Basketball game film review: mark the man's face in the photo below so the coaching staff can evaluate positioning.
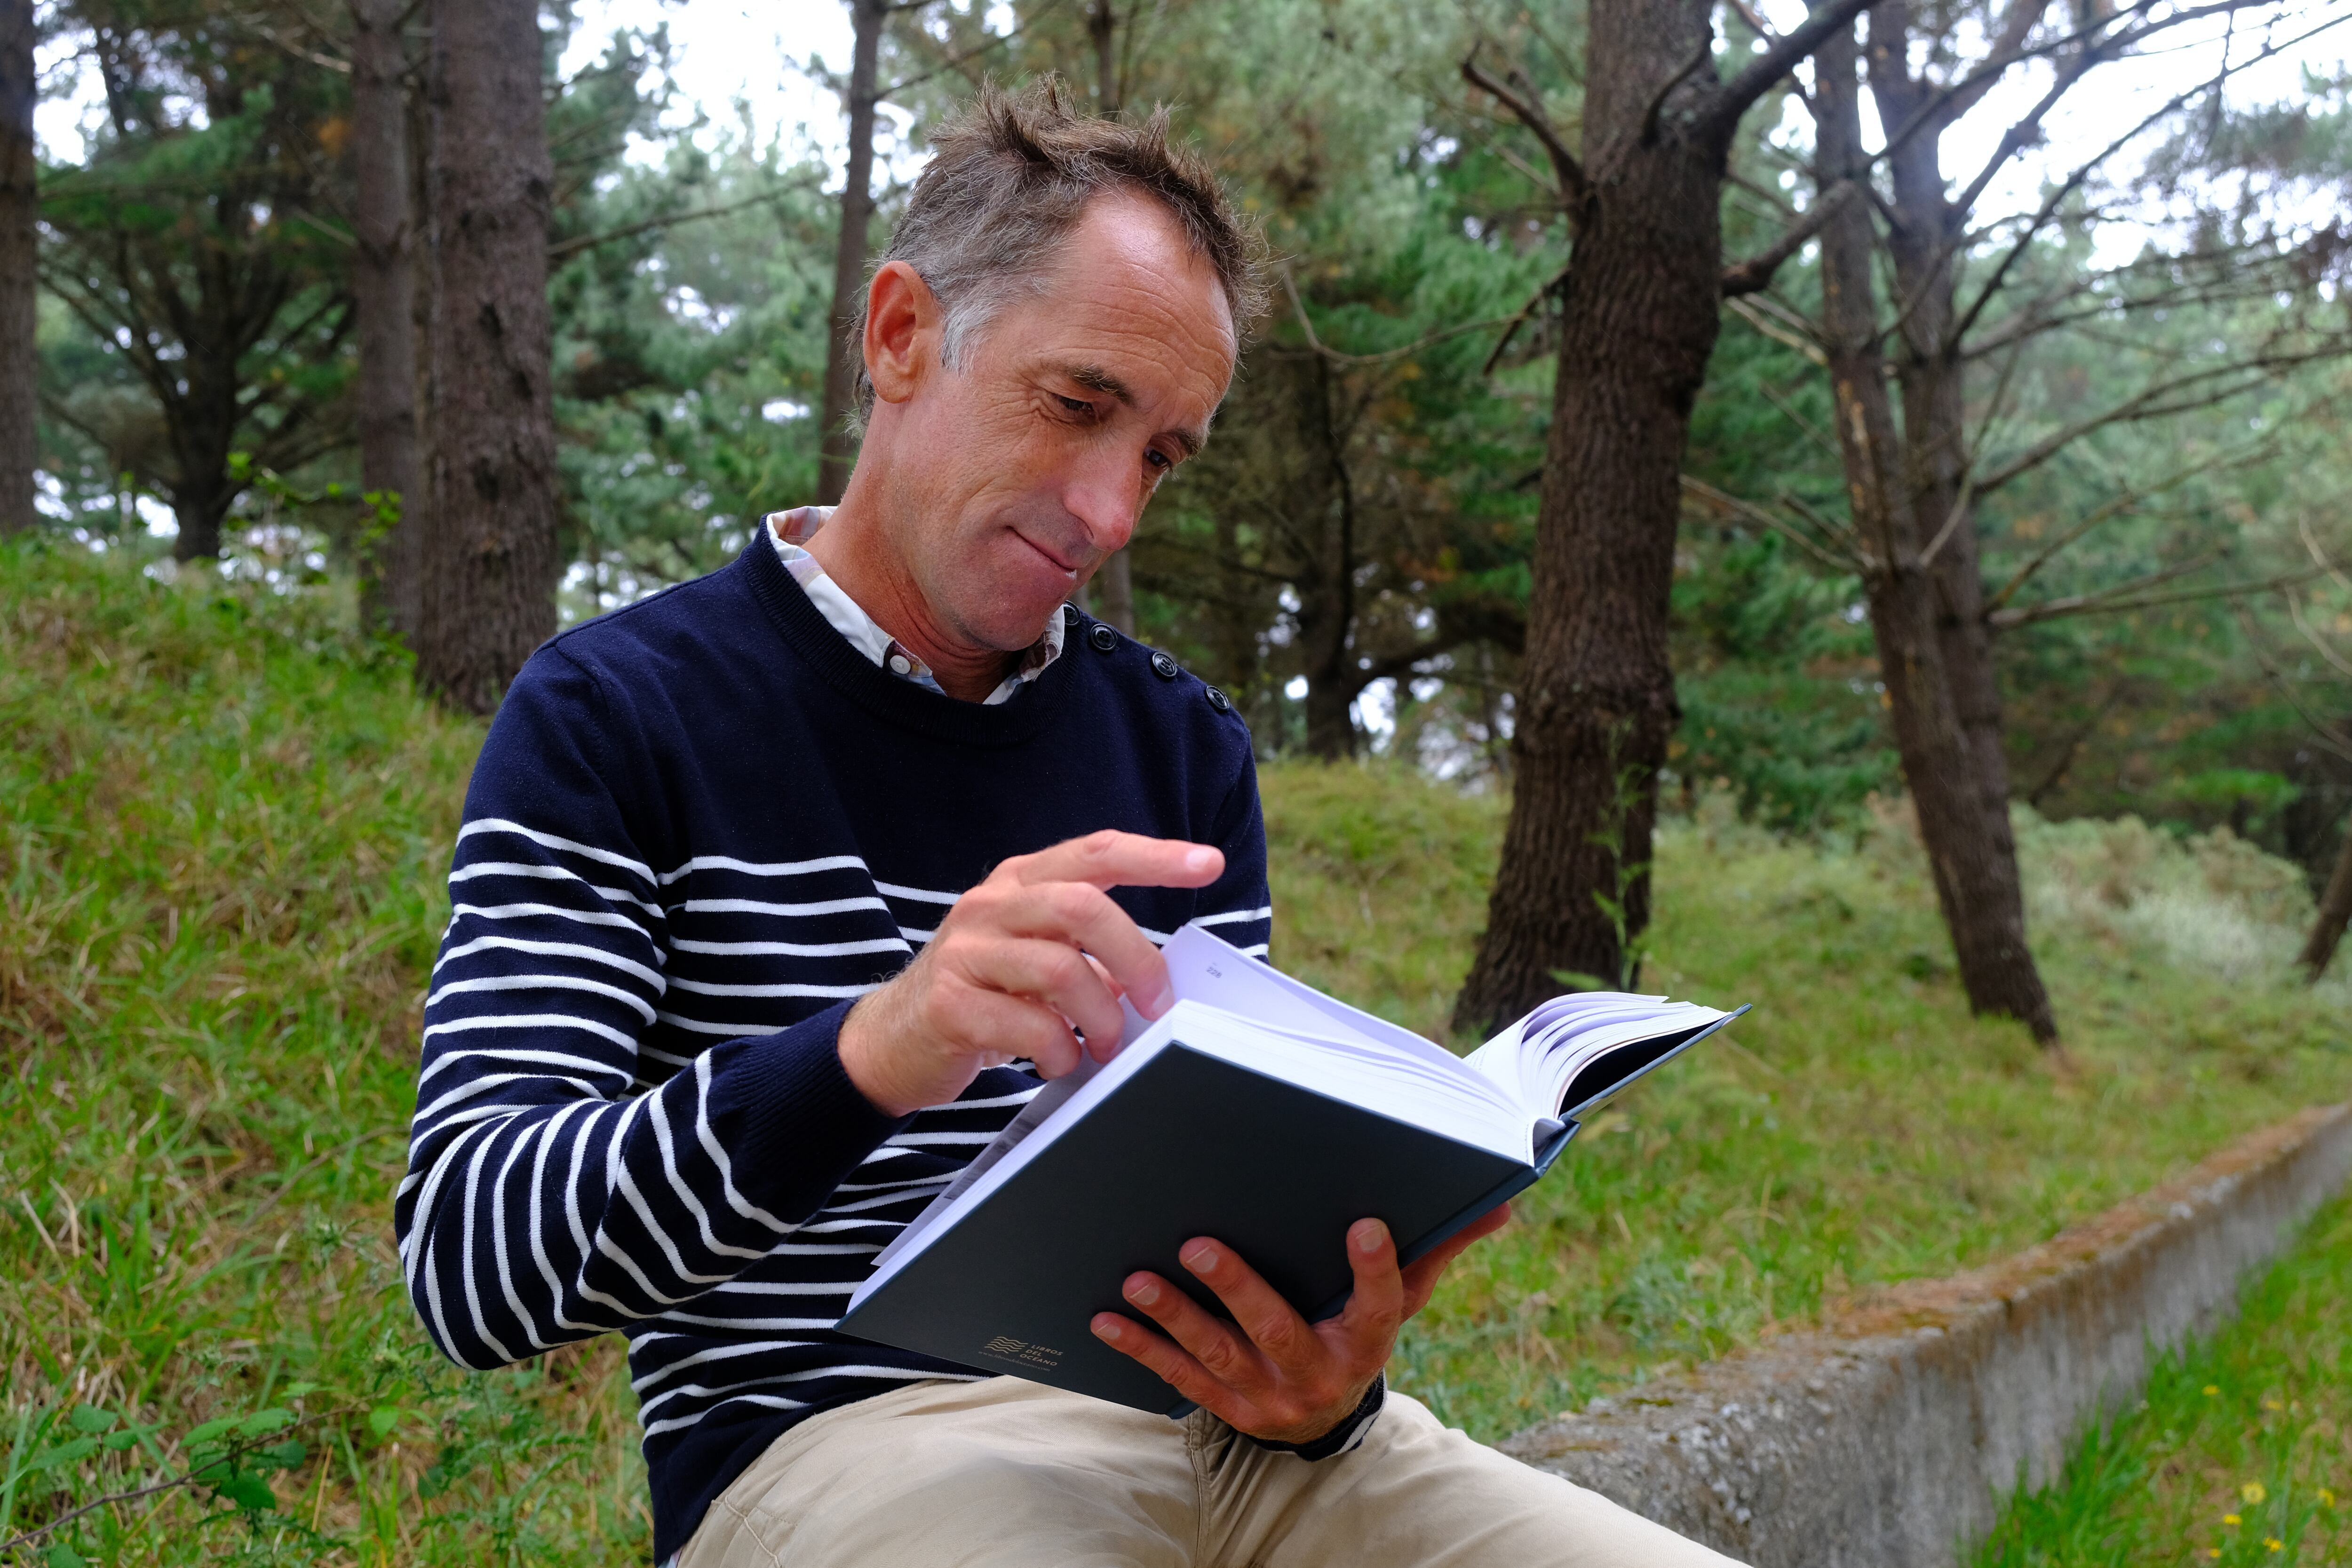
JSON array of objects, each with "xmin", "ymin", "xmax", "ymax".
[{"xmin": 876, "ymin": 193, "xmax": 1236, "ymax": 653}]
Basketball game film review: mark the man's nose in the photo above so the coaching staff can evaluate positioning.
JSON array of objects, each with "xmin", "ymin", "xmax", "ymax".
[{"xmin": 1062, "ymin": 446, "xmax": 1145, "ymax": 559}]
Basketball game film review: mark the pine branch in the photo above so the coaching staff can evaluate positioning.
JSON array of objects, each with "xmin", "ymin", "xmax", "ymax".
[{"xmin": 1460, "ymin": 56, "xmax": 1588, "ymax": 208}]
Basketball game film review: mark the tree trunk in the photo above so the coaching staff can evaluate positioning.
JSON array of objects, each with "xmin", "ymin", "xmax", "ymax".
[
  {"xmin": 350, "ymin": 0, "xmax": 423, "ymax": 641},
  {"xmin": 0, "ymin": 0, "xmax": 34, "ymax": 538},
  {"xmin": 818, "ymin": 0, "xmax": 884, "ymax": 508},
  {"xmin": 1084, "ymin": 0, "xmax": 1138, "ymax": 633},
  {"xmin": 416, "ymin": 0, "xmax": 560, "ymax": 714},
  {"xmin": 1452, "ymin": 0, "xmax": 1725, "ymax": 1032},
  {"xmin": 1823, "ymin": 10, "xmax": 2058, "ymax": 1043},
  {"xmin": 2302, "ymin": 807, "xmax": 2352, "ymax": 981},
  {"xmin": 1297, "ymin": 352, "xmax": 1359, "ymax": 759}
]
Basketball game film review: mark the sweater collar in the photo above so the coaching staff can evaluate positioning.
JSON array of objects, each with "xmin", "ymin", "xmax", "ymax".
[{"xmin": 735, "ymin": 531, "xmax": 1077, "ymax": 748}]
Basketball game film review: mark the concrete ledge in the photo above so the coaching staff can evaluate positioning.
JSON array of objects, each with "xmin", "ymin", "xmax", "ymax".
[{"xmin": 1498, "ymin": 1103, "xmax": 2352, "ymax": 1568}]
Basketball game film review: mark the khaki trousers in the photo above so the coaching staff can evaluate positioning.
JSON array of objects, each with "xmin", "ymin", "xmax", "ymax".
[{"xmin": 678, "ymin": 1377, "xmax": 1745, "ymax": 1568}]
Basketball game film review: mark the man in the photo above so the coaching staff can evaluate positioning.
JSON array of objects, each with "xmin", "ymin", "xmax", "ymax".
[{"xmin": 397, "ymin": 81, "xmax": 1740, "ymax": 1568}]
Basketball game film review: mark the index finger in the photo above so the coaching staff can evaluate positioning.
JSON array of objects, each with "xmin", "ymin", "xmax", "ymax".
[{"xmin": 1011, "ymin": 830, "xmax": 1224, "ymax": 893}]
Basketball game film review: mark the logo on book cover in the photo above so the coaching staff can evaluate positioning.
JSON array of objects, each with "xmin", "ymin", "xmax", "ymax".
[{"xmin": 978, "ymin": 1335, "xmax": 1063, "ymax": 1369}]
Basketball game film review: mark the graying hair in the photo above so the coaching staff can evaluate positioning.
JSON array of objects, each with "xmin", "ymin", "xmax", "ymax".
[{"xmin": 849, "ymin": 77, "xmax": 1269, "ymax": 424}]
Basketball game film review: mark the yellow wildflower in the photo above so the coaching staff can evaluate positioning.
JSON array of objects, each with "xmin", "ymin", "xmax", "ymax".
[
  {"xmin": 2265, "ymin": 1539, "xmax": 2282, "ymax": 1552},
  {"xmin": 2205, "ymin": 1385, "xmax": 2222, "ymax": 1396},
  {"xmin": 2225, "ymin": 1514, "xmax": 2243, "ymax": 1526},
  {"xmin": 2265, "ymin": 1399, "xmax": 2285, "ymax": 1412},
  {"xmin": 2320, "ymin": 1488, "xmax": 2336, "ymax": 1509},
  {"xmin": 2243, "ymin": 1482, "xmax": 2268, "ymax": 1505}
]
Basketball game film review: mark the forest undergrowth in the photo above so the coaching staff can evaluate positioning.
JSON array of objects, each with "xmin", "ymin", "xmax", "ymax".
[{"xmin": 3, "ymin": 541, "xmax": 2348, "ymax": 1565}]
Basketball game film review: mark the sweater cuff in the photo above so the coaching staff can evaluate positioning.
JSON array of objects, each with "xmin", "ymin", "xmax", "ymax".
[
  {"xmin": 699, "ymin": 1000, "xmax": 912, "ymax": 1223},
  {"xmin": 1251, "ymin": 1375, "xmax": 1385, "ymax": 1461}
]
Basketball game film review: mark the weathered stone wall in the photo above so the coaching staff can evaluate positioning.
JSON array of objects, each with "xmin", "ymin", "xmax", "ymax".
[{"xmin": 1499, "ymin": 1103, "xmax": 2352, "ymax": 1568}]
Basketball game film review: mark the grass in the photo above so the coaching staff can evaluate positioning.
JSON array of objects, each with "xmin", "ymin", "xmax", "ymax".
[
  {"xmin": 1264, "ymin": 758, "xmax": 2352, "ymax": 1439},
  {"xmin": 0, "ymin": 538, "xmax": 2346, "ymax": 1563},
  {"xmin": 1973, "ymin": 1188, "xmax": 2352, "ymax": 1567}
]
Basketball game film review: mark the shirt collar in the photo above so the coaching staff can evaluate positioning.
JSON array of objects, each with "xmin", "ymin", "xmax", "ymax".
[{"xmin": 763, "ymin": 507, "xmax": 1064, "ymax": 707}]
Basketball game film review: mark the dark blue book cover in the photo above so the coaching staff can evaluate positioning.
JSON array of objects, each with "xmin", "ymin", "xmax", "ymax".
[{"xmin": 838, "ymin": 1040, "xmax": 1578, "ymax": 1414}]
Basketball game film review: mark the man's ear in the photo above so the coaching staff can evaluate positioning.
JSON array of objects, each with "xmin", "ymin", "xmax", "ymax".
[{"xmin": 864, "ymin": 260, "xmax": 939, "ymax": 407}]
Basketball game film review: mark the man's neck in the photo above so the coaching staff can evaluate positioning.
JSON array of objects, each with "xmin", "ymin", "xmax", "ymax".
[{"xmin": 801, "ymin": 488, "xmax": 1017, "ymax": 704}]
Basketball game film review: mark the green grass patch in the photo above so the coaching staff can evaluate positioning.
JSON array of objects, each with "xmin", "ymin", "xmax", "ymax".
[
  {"xmin": 1974, "ymin": 1190, "xmax": 2352, "ymax": 1567},
  {"xmin": 1, "ymin": 540, "xmax": 2345, "ymax": 1562},
  {"xmin": 1265, "ymin": 765, "xmax": 2351, "ymax": 1439}
]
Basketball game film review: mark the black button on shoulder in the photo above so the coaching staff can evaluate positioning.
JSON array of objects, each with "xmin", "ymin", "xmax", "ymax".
[
  {"xmin": 1150, "ymin": 651, "xmax": 1179, "ymax": 680},
  {"xmin": 1204, "ymin": 685, "xmax": 1232, "ymax": 714},
  {"xmin": 1087, "ymin": 623, "xmax": 1118, "ymax": 653},
  {"xmin": 1061, "ymin": 602, "xmax": 1082, "ymax": 628}
]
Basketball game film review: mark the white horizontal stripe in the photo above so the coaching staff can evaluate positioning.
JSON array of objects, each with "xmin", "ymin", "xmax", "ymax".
[
  {"xmin": 644, "ymin": 1391, "xmax": 817, "ymax": 1436},
  {"xmin": 898, "ymin": 926, "xmax": 937, "ymax": 944},
  {"xmin": 828, "ymin": 1173, "xmax": 955, "ymax": 1194},
  {"xmin": 458, "ymin": 818, "xmax": 654, "ymax": 886},
  {"xmin": 673, "ymin": 936, "xmax": 911, "ymax": 958},
  {"xmin": 881, "ymin": 1130, "xmax": 1001, "ymax": 1147},
  {"xmin": 452, "ymin": 901, "xmax": 655, "ymax": 939},
  {"xmin": 681, "ymin": 896, "xmax": 890, "ymax": 919},
  {"xmin": 656, "ymin": 1313, "xmax": 842, "ymax": 1331},
  {"xmin": 450, "ymin": 861, "xmax": 667, "ymax": 923},
  {"xmin": 925, "ymin": 1088, "xmax": 1045, "ymax": 1113},
  {"xmin": 816, "ymin": 1187, "xmax": 939, "ymax": 1216},
  {"xmin": 432, "ymin": 932, "xmax": 666, "ymax": 985},
  {"xmin": 1239, "ymin": 943, "xmax": 1270, "ymax": 957},
  {"xmin": 709, "ymin": 1279, "xmax": 857, "ymax": 1295},
  {"xmin": 421, "ymin": 1012, "xmax": 639, "ymax": 1051},
  {"xmin": 427, "ymin": 971, "xmax": 658, "ymax": 1023},
  {"xmin": 633, "ymin": 1341, "xmax": 818, "ymax": 1394},
  {"xmin": 417, "ymin": 1043, "xmax": 630, "ymax": 1087},
  {"xmin": 656, "ymin": 995, "xmax": 878, "ymax": 1035},
  {"xmin": 872, "ymin": 881, "xmax": 962, "ymax": 906},
  {"xmin": 766, "ymin": 1241, "xmax": 884, "ymax": 1255},
  {"xmin": 641, "ymin": 1375, "xmax": 816, "ymax": 1420},
  {"xmin": 667, "ymin": 976, "xmax": 889, "ymax": 1000},
  {"xmin": 1193, "ymin": 905, "xmax": 1275, "ymax": 928},
  {"xmin": 657, "ymin": 852, "xmax": 870, "ymax": 887}
]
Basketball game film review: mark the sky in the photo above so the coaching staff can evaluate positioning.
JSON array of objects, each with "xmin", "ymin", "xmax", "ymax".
[{"xmin": 32, "ymin": 0, "xmax": 2348, "ymax": 234}]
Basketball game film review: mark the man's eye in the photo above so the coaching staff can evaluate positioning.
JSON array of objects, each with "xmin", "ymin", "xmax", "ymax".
[
  {"xmin": 1144, "ymin": 449, "xmax": 1172, "ymax": 471},
  {"xmin": 1057, "ymin": 395, "xmax": 1094, "ymax": 415}
]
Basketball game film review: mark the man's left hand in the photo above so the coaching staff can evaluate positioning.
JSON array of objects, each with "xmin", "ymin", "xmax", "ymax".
[{"xmin": 1089, "ymin": 1203, "xmax": 1513, "ymax": 1444}]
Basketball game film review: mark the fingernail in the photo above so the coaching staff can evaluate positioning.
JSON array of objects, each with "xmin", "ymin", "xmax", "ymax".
[
  {"xmin": 1181, "ymin": 1242, "xmax": 1218, "ymax": 1273},
  {"xmin": 1354, "ymin": 1220, "xmax": 1387, "ymax": 1254},
  {"xmin": 1094, "ymin": 1318, "xmax": 1123, "ymax": 1343},
  {"xmin": 1126, "ymin": 1278, "xmax": 1160, "ymax": 1307},
  {"xmin": 1184, "ymin": 847, "xmax": 1218, "ymax": 876},
  {"xmin": 1142, "ymin": 981, "xmax": 1175, "ymax": 1018}
]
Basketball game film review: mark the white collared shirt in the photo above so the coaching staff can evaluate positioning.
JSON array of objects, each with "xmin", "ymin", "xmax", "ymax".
[{"xmin": 763, "ymin": 507, "xmax": 1064, "ymax": 706}]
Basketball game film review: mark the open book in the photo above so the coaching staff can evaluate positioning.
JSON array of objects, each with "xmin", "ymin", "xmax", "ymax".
[{"xmin": 838, "ymin": 924, "xmax": 1747, "ymax": 1413}]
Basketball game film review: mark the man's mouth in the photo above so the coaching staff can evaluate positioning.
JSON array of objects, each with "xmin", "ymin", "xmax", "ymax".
[{"xmin": 1010, "ymin": 531, "xmax": 1083, "ymax": 579}]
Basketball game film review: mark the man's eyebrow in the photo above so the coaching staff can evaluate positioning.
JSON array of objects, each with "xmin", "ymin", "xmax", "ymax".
[
  {"xmin": 1066, "ymin": 363, "xmax": 1134, "ymax": 403},
  {"xmin": 1064, "ymin": 363, "xmax": 1209, "ymax": 459}
]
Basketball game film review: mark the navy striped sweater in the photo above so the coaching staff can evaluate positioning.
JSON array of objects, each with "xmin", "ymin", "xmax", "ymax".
[{"xmin": 394, "ymin": 537, "xmax": 1272, "ymax": 1559}]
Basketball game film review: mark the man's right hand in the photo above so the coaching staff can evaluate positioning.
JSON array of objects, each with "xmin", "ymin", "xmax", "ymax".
[{"xmin": 837, "ymin": 830, "xmax": 1226, "ymax": 1117}]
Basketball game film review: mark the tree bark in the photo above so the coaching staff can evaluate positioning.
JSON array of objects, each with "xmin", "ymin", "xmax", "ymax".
[
  {"xmin": 1296, "ymin": 352, "xmax": 1359, "ymax": 759},
  {"xmin": 1817, "ymin": 9, "xmax": 2058, "ymax": 1043},
  {"xmin": 817, "ymin": 0, "xmax": 885, "ymax": 508},
  {"xmin": 1453, "ymin": 0, "xmax": 1735, "ymax": 1032},
  {"xmin": 1084, "ymin": 0, "xmax": 1138, "ymax": 633},
  {"xmin": 416, "ymin": 0, "xmax": 561, "ymax": 713},
  {"xmin": 350, "ymin": 0, "xmax": 422, "ymax": 640},
  {"xmin": 0, "ymin": 0, "xmax": 34, "ymax": 538},
  {"xmin": 2302, "ymin": 807, "xmax": 2352, "ymax": 981}
]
